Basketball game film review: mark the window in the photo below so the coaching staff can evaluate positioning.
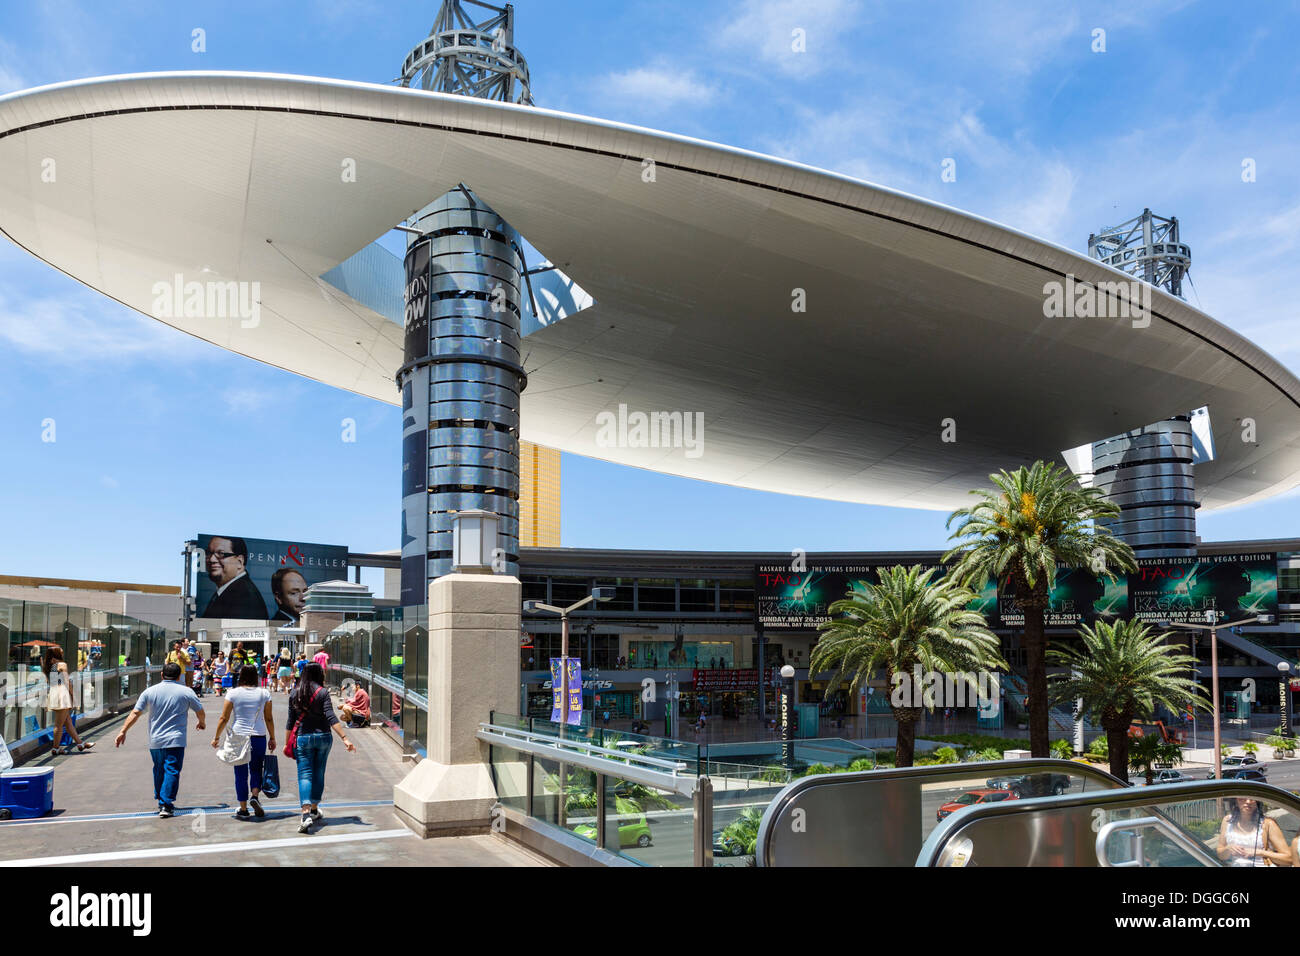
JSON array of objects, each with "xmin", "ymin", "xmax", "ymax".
[
  {"xmin": 679, "ymin": 579, "xmax": 716, "ymax": 613},
  {"xmin": 636, "ymin": 578, "xmax": 675, "ymax": 612},
  {"xmin": 720, "ymin": 580, "xmax": 754, "ymax": 613}
]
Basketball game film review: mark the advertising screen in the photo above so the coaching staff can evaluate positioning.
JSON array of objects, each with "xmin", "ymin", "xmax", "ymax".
[
  {"xmin": 1126, "ymin": 552, "xmax": 1278, "ymax": 624},
  {"xmin": 195, "ymin": 534, "xmax": 349, "ymax": 625},
  {"xmin": 755, "ymin": 554, "xmax": 1277, "ymax": 631}
]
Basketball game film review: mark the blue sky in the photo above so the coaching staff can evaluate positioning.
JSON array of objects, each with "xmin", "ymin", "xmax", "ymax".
[{"xmin": 2, "ymin": 0, "xmax": 1299, "ymax": 589}]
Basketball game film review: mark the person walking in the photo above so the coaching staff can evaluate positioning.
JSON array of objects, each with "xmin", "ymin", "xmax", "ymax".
[
  {"xmin": 114, "ymin": 662, "xmax": 206, "ymax": 817},
  {"xmin": 43, "ymin": 647, "xmax": 91, "ymax": 754},
  {"xmin": 286, "ymin": 662, "xmax": 355, "ymax": 833},
  {"xmin": 210, "ymin": 665, "xmax": 276, "ymax": 819},
  {"xmin": 166, "ymin": 640, "xmax": 192, "ymax": 693},
  {"xmin": 276, "ymin": 648, "xmax": 294, "ymax": 693}
]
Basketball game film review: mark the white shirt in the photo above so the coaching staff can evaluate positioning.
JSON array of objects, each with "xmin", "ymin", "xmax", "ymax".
[{"xmin": 225, "ymin": 686, "xmax": 271, "ymax": 736}]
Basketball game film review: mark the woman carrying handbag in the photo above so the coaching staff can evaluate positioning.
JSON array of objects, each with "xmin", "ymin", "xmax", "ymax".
[
  {"xmin": 210, "ymin": 665, "xmax": 276, "ymax": 819},
  {"xmin": 285, "ymin": 662, "xmax": 354, "ymax": 833}
]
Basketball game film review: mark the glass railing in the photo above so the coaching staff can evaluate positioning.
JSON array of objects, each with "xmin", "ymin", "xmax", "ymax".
[
  {"xmin": 2, "ymin": 597, "xmax": 181, "ymax": 756},
  {"xmin": 756, "ymin": 758, "xmax": 1128, "ymax": 866}
]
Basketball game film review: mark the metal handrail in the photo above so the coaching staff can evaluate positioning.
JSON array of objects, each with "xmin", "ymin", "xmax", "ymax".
[
  {"xmin": 1096, "ymin": 816, "xmax": 1219, "ymax": 867},
  {"xmin": 757, "ymin": 758, "xmax": 1127, "ymax": 867},
  {"xmin": 477, "ymin": 722, "xmax": 696, "ymax": 796},
  {"xmin": 917, "ymin": 778, "xmax": 1300, "ymax": 867}
]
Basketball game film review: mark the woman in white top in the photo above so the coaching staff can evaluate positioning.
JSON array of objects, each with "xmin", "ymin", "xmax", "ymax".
[
  {"xmin": 1218, "ymin": 796, "xmax": 1289, "ymax": 866},
  {"xmin": 210, "ymin": 665, "xmax": 276, "ymax": 819}
]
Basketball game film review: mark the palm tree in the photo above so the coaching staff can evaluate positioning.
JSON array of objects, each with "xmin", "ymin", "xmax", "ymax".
[
  {"xmin": 810, "ymin": 565, "xmax": 1007, "ymax": 767},
  {"xmin": 1127, "ymin": 732, "xmax": 1184, "ymax": 786},
  {"xmin": 1048, "ymin": 619, "xmax": 1207, "ymax": 782},
  {"xmin": 945, "ymin": 460, "xmax": 1136, "ymax": 757}
]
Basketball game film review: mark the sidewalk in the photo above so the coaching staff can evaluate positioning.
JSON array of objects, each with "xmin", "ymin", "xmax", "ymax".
[{"xmin": 0, "ymin": 689, "xmax": 547, "ymax": 867}]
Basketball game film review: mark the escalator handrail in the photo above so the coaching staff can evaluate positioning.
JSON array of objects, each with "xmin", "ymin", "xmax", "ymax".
[
  {"xmin": 756, "ymin": 757, "xmax": 1127, "ymax": 867},
  {"xmin": 1096, "ymin": 816, "xmax": 1220, "ymax": 867},
  {"xmin": 916, "ymin": 778, "xmax": 1300, "ymax": 867}
]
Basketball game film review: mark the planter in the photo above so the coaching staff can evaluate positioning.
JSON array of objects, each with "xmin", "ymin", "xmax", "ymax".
[
  {"xmin": 1275, "ymin": 749, "xmax": 1286, "ymax": 760},
  {"xmin": 1288, "ymin": 749, "xmax": 1296, "ymax": 759}
]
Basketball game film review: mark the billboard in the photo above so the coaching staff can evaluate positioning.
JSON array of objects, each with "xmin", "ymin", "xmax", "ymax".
[
  {"xmin": 755, "ymin": 553, "xmax": 1277, "ymax": 631},
  {"xmin": 195, "ymin": 534, "xmax": 349, "ymax": 625},
  {"xmin": 996, "ymin": 563, "xmax": 1127, "ymax": 629},
  {"xmin": 1126, "ymin": 552, "xmax": 1278, "ymax": 624}
]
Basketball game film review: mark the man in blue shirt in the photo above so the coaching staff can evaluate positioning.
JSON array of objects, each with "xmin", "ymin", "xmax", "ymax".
[{"xmin": 115, "ymin": 662, "xmax": 206, "ymax": 817}]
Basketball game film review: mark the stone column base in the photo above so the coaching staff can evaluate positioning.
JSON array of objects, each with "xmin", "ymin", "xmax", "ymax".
[{"xmin": 393, "ymin": 759, "xmax": 498, "ymax": 838}]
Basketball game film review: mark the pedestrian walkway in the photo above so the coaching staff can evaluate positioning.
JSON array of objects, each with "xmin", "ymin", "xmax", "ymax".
[{"xmin": 0, "ymin": 690, "xmax": 547, "ymax": 867}]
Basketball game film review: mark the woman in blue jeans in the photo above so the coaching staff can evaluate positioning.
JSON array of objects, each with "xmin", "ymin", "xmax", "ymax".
[
  {"xmin": 287, "ymin": 663, "xmax": 355, "ymax": 833},
  {"xmin": 210, "ymin": 665, "xmax": 276, "ymax": 818}
]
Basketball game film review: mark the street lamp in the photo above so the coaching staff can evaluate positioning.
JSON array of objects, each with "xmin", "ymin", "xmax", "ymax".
[
  {"xmin": 524, "ymin": 587, "xmax": 615, "ymax": 730},
  {"xmin": 1161, "ymin": 610, "xmax": 1274, "ymax": 780}
]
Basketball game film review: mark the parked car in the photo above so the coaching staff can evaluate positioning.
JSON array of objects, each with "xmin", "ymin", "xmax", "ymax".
[
  {"xmin": 572, "ymin": 814, "xmax": 653, "ymax": 849},
  {"xmin": 1222, "ymin": 755, "xmax": 1259, "ymax": 767},
  {"xmin": 937, "ymin": 789, "xmax": 1018, "ymax": 822},
  {"xmin": 1220, "ymin": 766, "xmax": 1267, "ymax": 782},
  {"xmin": 712, "ymin": 831, "xmax": 748, "ymax": 857},
  {"xmin": 1132, "ymin": 769, "xmax": 1201, "ymax": 786},
  {"xmin": 984, "ymin": 772, "xmax": 1072, "ymax": 797}
]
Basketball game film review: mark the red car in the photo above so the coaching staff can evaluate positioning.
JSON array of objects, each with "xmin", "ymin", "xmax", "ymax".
[{"xmin": 936, "ymin": 788, "xmax": 1018, "ymax": 822}]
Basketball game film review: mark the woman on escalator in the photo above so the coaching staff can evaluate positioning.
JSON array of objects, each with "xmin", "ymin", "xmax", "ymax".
[{"xmin": 1218, "ymin": 797, "xmax": 1290, "ymax": 866}]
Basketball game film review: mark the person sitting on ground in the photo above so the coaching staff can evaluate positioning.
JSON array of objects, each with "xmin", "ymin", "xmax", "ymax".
[{"xmin": 339, "ymin": 683, "xmax": 371, "ymax": 729}]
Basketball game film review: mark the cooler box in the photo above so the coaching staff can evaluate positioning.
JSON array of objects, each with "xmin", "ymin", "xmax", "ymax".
[
  {"xmin": 0, "ymin": 766, "xmax": 55, "ymax": 819},
  {"xmin": 221, "ymin": 674, "xmax": 234, "ymax": 689}
]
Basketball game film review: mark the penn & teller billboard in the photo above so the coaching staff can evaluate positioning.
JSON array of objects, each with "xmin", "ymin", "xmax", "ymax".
[{"xmin": 196, "ymin": 534, "xmax": 349, "ymax": 625}]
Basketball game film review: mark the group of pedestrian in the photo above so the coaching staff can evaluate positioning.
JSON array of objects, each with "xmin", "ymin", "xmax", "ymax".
[{"xmin": 112, "ymin": 658, "xmax": 357, "ymax": 831}]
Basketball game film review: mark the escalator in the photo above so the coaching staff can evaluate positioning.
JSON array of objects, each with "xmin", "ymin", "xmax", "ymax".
[{"xmin": 757, "ymin": 760, "xmax": 1300, "ymax": 867}]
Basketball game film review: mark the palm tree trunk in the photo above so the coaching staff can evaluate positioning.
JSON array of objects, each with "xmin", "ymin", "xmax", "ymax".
[
  {"xmin": 1106, "ymin": 724, "xmax": 1130, "ymax": 782},
  {"xmin": 895, "ymin": 706, "xmax": 920, "ymax": 767},
  {"xmin": 1024, "ymin": 603, "xmax": 1049, "ymax": 758}
]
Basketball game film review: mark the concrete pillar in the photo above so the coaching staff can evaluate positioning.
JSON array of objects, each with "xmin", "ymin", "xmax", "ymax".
[{"xmin": 393, "ymin": 572, "xmax": 521, "ymax": 837}]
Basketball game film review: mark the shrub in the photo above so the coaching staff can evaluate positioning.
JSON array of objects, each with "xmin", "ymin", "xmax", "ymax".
[
  {"xmin": 1243, "ymin": 742, "xmax": 1259, "ymax": 754},
  {"xmin": 976, "ymin": 747, "xmax": 1003, "ymax": 762},
  {"xmin": 931, "ymin": 746, "xmax": 960, "ymax": 764},
  {"xmin": 1050, "ymin": 739, "xmax": 1074, "ymax": 759},
  {"xmin": 847, "ymin": 757, "xmax": 876, "ymax": 772},
  {"xmin": 1087, "ymin": 736, "xmax": 1109, "ymax": 757}
]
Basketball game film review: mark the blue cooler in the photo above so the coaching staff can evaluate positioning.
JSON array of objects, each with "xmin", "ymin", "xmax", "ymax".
[{"xmin": 0, "ymin": 767, "xmax": 54, "ymax": 819}]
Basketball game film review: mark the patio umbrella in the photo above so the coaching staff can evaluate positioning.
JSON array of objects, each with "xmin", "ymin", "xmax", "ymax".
[{"xmin": 19, "ymin": 640, "xmax": 59, "ymax": 647}]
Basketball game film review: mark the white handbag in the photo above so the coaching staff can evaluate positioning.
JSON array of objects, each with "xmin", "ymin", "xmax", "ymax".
[{"xmin": 216, "ymin": 730, "xmax": 252, "ymax": 765}]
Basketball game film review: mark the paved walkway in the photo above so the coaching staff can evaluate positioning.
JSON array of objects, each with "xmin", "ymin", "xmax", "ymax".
[{"xmin": 0, "ymin": 688, "xmax": 547, "ymax": 867}]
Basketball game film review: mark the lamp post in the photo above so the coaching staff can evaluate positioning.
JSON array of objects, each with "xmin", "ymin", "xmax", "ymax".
[
  {"xmin": 1163, "ymin": 610, "xmax": 1273, "ymax": 780},
  {"xmin": 524, "ymin": 587, "xmax": 615, "ymax": 733}
]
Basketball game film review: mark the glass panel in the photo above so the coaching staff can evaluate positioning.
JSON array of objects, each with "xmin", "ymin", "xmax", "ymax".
[
  {"xmin": 490, "ymin": 743, "xmax": 528, "ymax": 813},
  {"xmin": 604, "ymin": 777, "xmax": 690, "ymax": 866},
  {"xmin": 636, "ymin": 579, "xmax": 675, "ymax": 612}
]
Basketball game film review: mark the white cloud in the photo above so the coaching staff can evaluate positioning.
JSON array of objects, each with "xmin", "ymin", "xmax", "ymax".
[
  {"xmin": 717, "ymin": 0, "xmax": 864, "ymax": 78},
  {"xmin": 0, "ymin": 288, "xmax": 207, "ymax": 363},
  {"xmin": 601, "ymin": 64, "xmax": 720, "ymax": 112}
]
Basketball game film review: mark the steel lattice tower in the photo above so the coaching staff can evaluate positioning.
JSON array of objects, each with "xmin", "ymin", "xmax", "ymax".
[
  {"xmin": 1088, "ymin": 208, "xmax": 1191, "ymax": 299},
  {"xmin": 398, "ymin": 0, "xmax": 533, "ymax": 105}
]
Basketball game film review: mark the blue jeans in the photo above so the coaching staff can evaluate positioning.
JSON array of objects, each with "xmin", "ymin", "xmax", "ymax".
[
  {"xmin": 234, "ymin": 735, "xmax": 267, "ymax": 802},
  {"xmin": 294, "ymin": 732, "xmax": 332, "ymax": 806},
  {"xmin": 150, "ymin": 747, "xmax": 185, "ymax": 808}
]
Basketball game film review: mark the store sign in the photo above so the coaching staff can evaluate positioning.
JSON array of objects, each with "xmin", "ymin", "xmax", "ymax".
[
  {"xmin": 693, "ymin": 668, "xmax": 765, "ymax": 691},
  {"xmin": 540, "ymin": 678, "xmax": 613, "ymax": 690}
]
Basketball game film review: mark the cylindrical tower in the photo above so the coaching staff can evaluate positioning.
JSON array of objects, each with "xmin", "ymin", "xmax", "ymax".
[
  {"xmin": 1091, "ymin": 416, "xmax": 1198, "ymax": 558},
  {"xmin": 399, "ymin": 189, "xmax": 525, "ymax": 603}
]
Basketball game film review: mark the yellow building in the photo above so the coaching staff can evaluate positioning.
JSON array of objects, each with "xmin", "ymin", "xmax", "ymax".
[{"xmin": 518, "ymin": 441, "xmax": 561, "ymax": 547}]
